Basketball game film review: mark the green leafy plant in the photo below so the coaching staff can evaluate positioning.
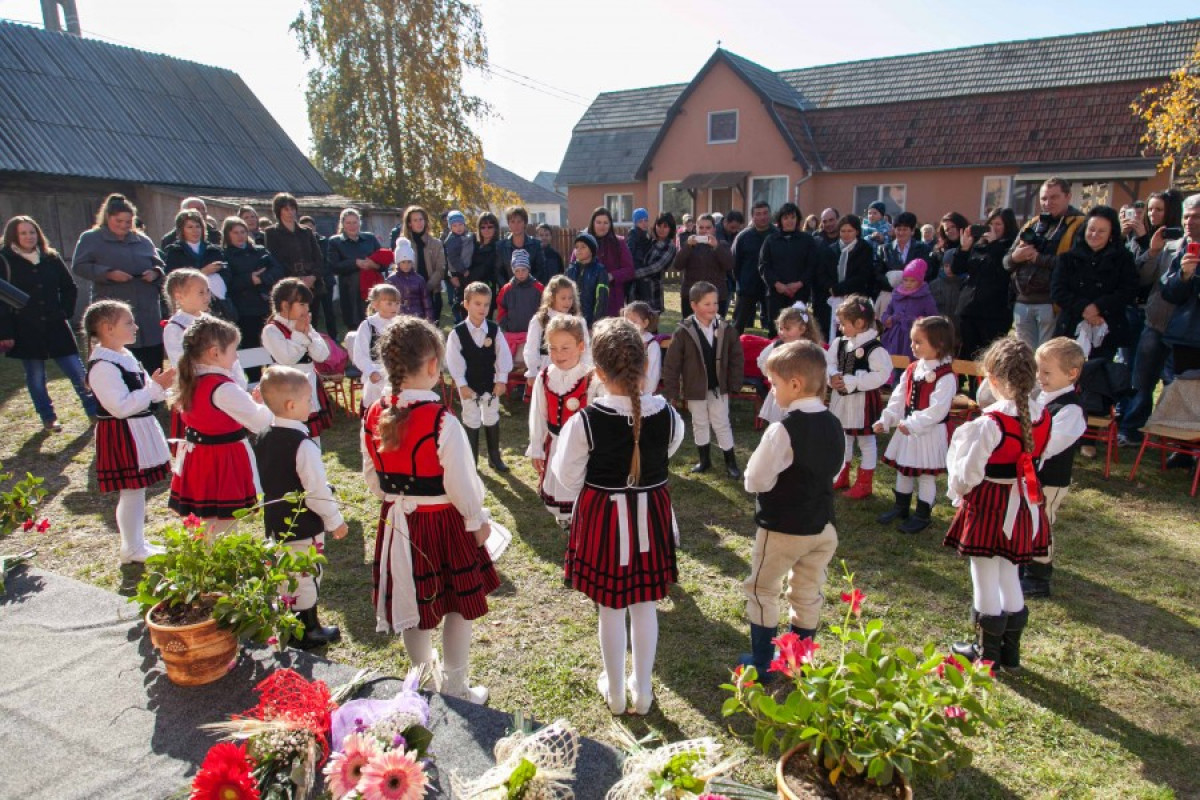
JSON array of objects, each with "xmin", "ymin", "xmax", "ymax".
[
  {"xmin": 135, "ymin": 511, "xmax": 324, "ymax": 648},
  {"xmin": 722, "ymin": 562, "xmax": 999, "ymax": 791},
  {"xmin": 0, "ymin": 461, "xmax": 48, "ymax": 536}
]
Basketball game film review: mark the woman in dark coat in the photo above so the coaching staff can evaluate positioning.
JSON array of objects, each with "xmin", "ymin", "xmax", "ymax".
[
  {"xmin": 830, "ymin": 214, "xmax": 876, "ymax": 300},
  {"xmin": 71, "ymin": 193, "xmax": 166, "ymax": 373},
  {"xmin": 162, "ymin": 209, "xmax": 233, "ymax": 320},
  {"xmin": 466, "ymin": 212, "xmax": 502, "ymax": 315},
  {"xmin": 0, "ymin": 216, "xmax": 98, "ymax": 429},
  {"xmin": 760, "ymin": 202, "xmax": 820, "ymax": 330},
  {"xmin": 1051, "ymin": 205, "xmax": 1138, "ymax": 362},
  {"xmin": 222, "ymin": 216, "xmax": 283, "ymax": 352},
  {"xmin": 950, "ymin": 207, "xmax": 1017, "ymax": 359}
]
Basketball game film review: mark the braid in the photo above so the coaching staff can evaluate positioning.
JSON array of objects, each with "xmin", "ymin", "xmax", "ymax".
[
  {"xmin": 376, "ymin": 317, "xmax": 445, "ymax": 450},
  {"xmin": 982, "ymin": 336, "xmax": 1038, "ymax": 452},
  {"xmin": 629, "ymin": 390, "xmax": 642, "ymax": 485},
  {"xmin": 591, "ymin": 318, "xmax": 647, "ymax": 485}
]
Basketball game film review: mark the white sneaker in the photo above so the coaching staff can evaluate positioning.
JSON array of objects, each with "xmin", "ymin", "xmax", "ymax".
[
  {"xmin": 442, "ymin": 667, "xmax": 489, "ymax": 705},
  {"xmin": 597, "ymin": 672, "xmax": 626, "ymax": 715},
  {"xmin": 628, "ymin": 677, "xmax": 653, "ymax": 715},
  {"xmin": 119, "ymin": 542, "xmax": 165, "ymax": 565}
]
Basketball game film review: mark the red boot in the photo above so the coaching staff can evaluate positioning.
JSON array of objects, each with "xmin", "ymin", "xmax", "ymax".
[
  {"xmin": 844, "ymin": 468, "xmax": 875, "ymax": 500},
  {"xmin": 832, "ymin": 463, "xmax": 851, "ymax": 490}
]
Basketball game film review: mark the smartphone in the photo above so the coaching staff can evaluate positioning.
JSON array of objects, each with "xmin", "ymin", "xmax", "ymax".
[
  {"xmin": 1122, "ymin": 208, "xmax": 1135, "ymax": 221},
  {"xmin": 693, "ymin": 234, "xmax": 710, "ymax": 245},
  {"xmin": 1162, "ymin": 227, "xmax": 1185, "ymax": 241},
  {"xmin": 1187, "ymin": 242, "xmax": 1200, "ymax": 257}
]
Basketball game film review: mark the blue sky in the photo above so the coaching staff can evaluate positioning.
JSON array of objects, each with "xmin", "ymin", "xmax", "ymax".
[{"xmin": 2, "ymin": 0, "xmax": 1197, "ymax": 183}]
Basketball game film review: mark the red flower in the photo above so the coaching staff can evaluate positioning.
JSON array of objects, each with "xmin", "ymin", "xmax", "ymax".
[
  {"xmin": 974, "ymin": 659, "xmax": 995, "ymax": 677},
  {"xmin": 768, "ymin": 632, "xmax": 820, "ymax": 678},
  {"xmin": 315, "ymin": 540, "xmax": 325, "ymax": 555},
  {"xmin": 280, "ymin": 594, "xmax": 297, "ymax": 609},
  {"xmin": 936, "ymin": 654, "xmax": 966, "ymax": 679},
  {"xmin": 267, "ymin": 636, "xmax": 279, "ymax": 646},
  {"xmin": 21, "ymin": 518, "xmax": 34, "ymax": 532},
  {"xmin": 183, "ymin": 514, "xmax": 203, "ymax": 530},
  {"xmin": 190, "ymin": 742, "xmax": 259, "ymax": 800},
  {"xmin": 35, "ymin": 518, "xmax": 50, "ymax": 533},
  {"xmin": 732, "ymin": 664, "xmax": 757, "ymax": 687},
  {"xmin": 944, "ymin": 706, "xmax": 967, "ymax": 719},
  {"xmin": 840, "ymin": 589, "xmax": 865, "ymax": 616}
]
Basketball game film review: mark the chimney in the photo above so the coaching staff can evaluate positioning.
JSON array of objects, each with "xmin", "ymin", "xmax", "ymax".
[{"xmin": 41, "ymin": 0, "xmax": 81, "ymax": 36}]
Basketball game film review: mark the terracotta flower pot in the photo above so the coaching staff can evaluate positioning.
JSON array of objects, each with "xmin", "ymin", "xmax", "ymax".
[
  {"xmin": 777, "ymin": 742, "xmax": 913, "ymax": 800},
  {"xmin": 145, "ymin": 598, "xmax": 237, "ymax": 687}
]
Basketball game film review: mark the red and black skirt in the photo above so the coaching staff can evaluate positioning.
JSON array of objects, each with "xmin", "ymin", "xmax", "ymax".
[
  {"xmin": 373, "ymin": 503, "xmax": 500, "ymax": 631},
  {"xmin": 942, "ymin": 479, "xmax": 1050, "ymax": 565},
  {"xmin": 168, "ymin": 408, "xmax": 185, "ymax": 457},
  {"xmin": 307, "ymin": 380, "xmax": 334, "ymax": 437},
  {"xmin": 843, "ymin": 388, "xmax": 884, "ymax": 436},
  {"xmin": 566, "ymin": 483, "xmax": 678, "ymax": 609},
  {"xmin": 95, "ymin": 418, "xmax": 170, "ymax": 493},
  {"xmin": 168, "ymin": 440, "xmax": 258, "ymax": 519}
]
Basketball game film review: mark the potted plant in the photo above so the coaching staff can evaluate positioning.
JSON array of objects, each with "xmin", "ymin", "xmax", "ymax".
[
  {"xmin": 136, "ymin": 514, "xmax": 324, "ymax": 686},
  {"xmin": 722, "ymin": 563, "xmax": 999, "ymax": 799}
]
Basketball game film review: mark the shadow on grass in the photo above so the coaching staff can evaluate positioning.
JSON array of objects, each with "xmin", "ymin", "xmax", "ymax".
[
  {"xmin": 6, "ymin": 425, "xmax": 94, "ymax": 506},
  {"xmin": 915, "ymin": 766, "xmax": 1024, "ymax": 800}
]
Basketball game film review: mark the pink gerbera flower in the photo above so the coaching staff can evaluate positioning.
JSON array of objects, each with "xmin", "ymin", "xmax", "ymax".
[
  {"xmin": 324, "ymin": 733, "xmax": 379, "ymax": 799},
  {"xmin": 358, "ymin": 749, "xmax": 427, "ymax": 800}
]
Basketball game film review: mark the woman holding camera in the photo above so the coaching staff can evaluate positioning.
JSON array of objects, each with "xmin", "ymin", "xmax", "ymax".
[
  {"xmin": 948, "ymin": 208, "xmax": 1017, "ymax": 359},
  {"xmin": 0, "ymin": 216, "xmax": 98, "ymax": 430}
]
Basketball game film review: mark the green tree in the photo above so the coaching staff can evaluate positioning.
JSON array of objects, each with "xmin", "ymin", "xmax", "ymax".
[
  {"xmin": 292, "ymin": 0, "xmax": 509, "ymax": 214},
  {"xmin": 1132, "ymin": 41, "xmax": 1200, "ymax": 189}
]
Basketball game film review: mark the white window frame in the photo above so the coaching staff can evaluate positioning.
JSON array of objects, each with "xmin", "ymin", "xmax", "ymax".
[
  {"xmin": 749, "ymin": 174, "xmax": 789, "ymax": 213},
  {"xmin": 853, "ymin": 184, "xmax": 907, "ymax": 214},
  {"xmin": 603, "ymin": 193, "xmax": 634, "ymax": 223},
  {"xmin": 707, "ymin": 109, "xmax": 739, "ymax": 144},
  {"xmin": 980, "ymin": 176, "xmax": 1012, "ymax": 218},
  {"xmin": 659, "ymin": 181, "xmax": 692, "ymax": 219}
]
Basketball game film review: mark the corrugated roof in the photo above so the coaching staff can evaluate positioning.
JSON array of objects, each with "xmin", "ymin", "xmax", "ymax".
[
  {"xmin": 559, "ymin": 18, "xmax": 1200, "ymax": 185},
  {"xmin": 484, "ymin": 160, "xmax": 566, "ymax": 205},
  {"xmin": 0, "ymin": 21, "xmax": 330, "ymax": 194}
]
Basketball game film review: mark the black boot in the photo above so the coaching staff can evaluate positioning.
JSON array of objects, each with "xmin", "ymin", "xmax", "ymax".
[
  {"xmin": 466, "ymin": 426, "xmax": 480, "ymax": 465},
  {"xmin": 484, "ymin": 424, "xmax": 508, "ymax": 472},
  {"xmin": 292, "ymin": 606, "xmax": 341, "ymax": 650},
  {"xmin": 1000, "ymin": 607, "xmax": 1029, "ymax": 671},
  {"xmin": 723, "ymin": 448, "xmax": 742, "ymax": 480},
  {"xmin": 876, "ymin": 491, "xmax": 912, "ymax": 524},
  {"xmin": 789, "ymin": 625, "xmax": 816, "ymax": 640},
  {"xmin": 690, "ymin": 444, "xmax": 711, "ymax": 473},
  {"xmin": 1020, "ymin": 562, "xmax": 1053, "ymax": 598},
  {"xmin": 897, "ymin": 500, "xmax": 933, "ymax": 534},
  {"xmin": 738, "ymin": 623, "xmax": 778, "ymax": 682},
  {"xmin": 952, "ymin": 612, "xmax": 1006, "ymax": 665}
]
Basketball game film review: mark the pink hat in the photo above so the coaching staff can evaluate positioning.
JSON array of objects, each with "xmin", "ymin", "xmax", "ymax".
[{"xmin": 902, "ymin": 259, "xmax": 927, "ymax": 282}]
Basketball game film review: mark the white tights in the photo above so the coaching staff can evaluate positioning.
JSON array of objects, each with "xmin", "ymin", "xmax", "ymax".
[
  {"xmin": 895, "ymin": 473, "xmax": 937, "ymax": 504},
  {"xmin": 116, "ymin": 488, "xmax": 147, "ymax": 557},
  {"xmin": 843, "ymin": 434, "xmax": 877, "ymax": 470},
  {"xmin": 969, "ymin": 556, "xmax": 1024, "ymax": 616},
  {"xmin": 597, "ymin": 602, "xmax": 658, "ymax": 712},
  {"xmin": 401, "ymin": 612, "xmax": 473, "ymax": 674}
]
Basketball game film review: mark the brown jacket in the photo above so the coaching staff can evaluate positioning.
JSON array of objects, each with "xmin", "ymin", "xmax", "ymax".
[
  {"xmin": 409, "ymin": 232, "xmax": 446, "ymax": 292},
  {"xmin": 663, "ymin": 315, "xmax": 745, "ymax": 402},
  {"xmin": 676, "ymin": 239, "xmax": 734, "ymax": 306}
]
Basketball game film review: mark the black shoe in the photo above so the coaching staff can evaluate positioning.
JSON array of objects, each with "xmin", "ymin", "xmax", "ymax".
[
  {"xmin": 292, "ymin": 606, "xmax": 341, "ymax": 650},
  {"xmin": 1000, "ymin": 607, "xmax": 1029, "ymax": 671},
  {"xmin": 690, "ymin": 444, "xmax": 711, "ymax": 473},
  {"xmin": 1020, "ymin": 562, "xmax": 1053, "ymax": 598},
  {"xmin": 466, "ymin": 426, "xmax": 480, "ymax": 465},
  {"xmin": 898, "ymin": 500, "xmax": 933, "ymax": 534},
  {"xmin": 877, "ymin": 491, "xmax": 912, "ymax": 524},
  {"xmin": 738, "ymin": 623, "xmax": 778, "ymax": 682},
  {"xmin": 723, "ymin": 448, "xmax": 742, "ymax": 480},
  {"xmin": 484, "ymin": 424, "xmax": 508, "ymax": 472},
  {"xmin": 952, "ymin": 612, "xmax": 1006, "ymax": 665},
  {"xmin": 1166, "ymin": 452, "xmax": 1196, "ymax": 470}
]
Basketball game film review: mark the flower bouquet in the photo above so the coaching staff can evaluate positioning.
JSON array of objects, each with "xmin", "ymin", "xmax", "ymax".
[
  {"xmin": 721, "ymin": 562, "xmax": 999, "ymax": 799},
  {"xmin": 605, "ymin": 725, "xmax": 743, "ymax": 800},
  {"xmin": 450, "ymin": 715, "xmax": 581, "ymax": 799},
  {"xmin": 322, "ymin": 668, "xmax": 436, "ymax": 800}
]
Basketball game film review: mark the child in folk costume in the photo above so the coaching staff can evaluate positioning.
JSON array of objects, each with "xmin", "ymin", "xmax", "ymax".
[
  {"xmin": 446, "ymin": 282, "xmax": 513, "ymax": 472},
  {"xmin": 662, "ymin": 281, "xmax": 744, "ymax": 479},
  {"xmin": 255, "ymin": 366, "xmax": 348, "ymax": 650},
  {"xmin": 363, "ymin": 317, "xmax": 499, "ymax": 704},
  {"xmin": 827, "ymin": 295, "xmax": 891, "ymax": 499},
  {"xmin": 353, "ymin": 282, "xmax": 402, "ymax": 415},
  {"xmin": 550, "ymin": 318, "xmax": 684, "ymax": 715},
  {"xmin": 168, "ymin": 316, "xmax": 273, "ymax": 538},
  {"xmin": 83, "ymin": 301, "xmax": 174, "ymax": 564},
  {"xmin": 740, "ymin": 341, "xmax": 845, "ymax": 678},
  {"xmin": 527, "ymin": 314, "xmax": 600, "ymax": 526},
  {"xmin": 942, "ymin": 337, "xmax": 1075, "ymax": 670},
  {"xmin": 1023, "ymin": 337, "xmax": 1087, "ymax": 598},
  {"xmin": 523, "ymin": 275, "xmax": 591, "ymax": 381},
  {"xmin": 758, "ymin": 305, "xmax": 824, "ymax": 425},
  {"xmin": 622, "ymin": 301, "xmax": 661, "ymax": 394},
  {"xmin": 874, "ymin": 316, "xmax": 957, "ymax": 533},
  {"xmin": 261, "ymin": 278, "xmax": 333, "ymax": 440}
]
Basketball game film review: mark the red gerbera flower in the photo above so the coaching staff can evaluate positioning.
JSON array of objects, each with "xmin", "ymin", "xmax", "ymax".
[
  {"xmin": 840, "ymin": 589, "xmax": 865, "ymax": 616},
  {"xmin": 183, "ymin": 513, "xmax": 204, "ymax": 530},
  {"xmin": 190, "ymin": 742, "xmax": 259, "ymax": 800}
]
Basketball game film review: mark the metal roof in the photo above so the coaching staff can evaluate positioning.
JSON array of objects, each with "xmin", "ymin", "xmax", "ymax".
[
  {"xmin": 484, "ymin": 160, "xmax": 566, "ymax": 205},
  {"xmin": 557, "ymin": 128, "xmax": 660, "ymax": 186},
  {"xmin": 0, "ymin": 21, "xmax": 331, "ymax": 194}
]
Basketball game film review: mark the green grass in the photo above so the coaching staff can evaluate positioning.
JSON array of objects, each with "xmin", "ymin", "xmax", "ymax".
[{"xmin": 1, "ymin": 289, "xmax": 1197, "ymax": 799}]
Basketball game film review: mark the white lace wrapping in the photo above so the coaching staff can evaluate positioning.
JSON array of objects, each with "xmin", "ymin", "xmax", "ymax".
[{"xmin": 450, "ymin": 719, "xmax": 580, "ymax": 800}]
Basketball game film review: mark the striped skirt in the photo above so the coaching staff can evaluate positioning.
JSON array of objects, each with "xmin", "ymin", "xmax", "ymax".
[
  {"xmin": 95, "ymin": 418, "xmax": 170, "ymax": 493},
  {"xmin": 373, "ymin": 503, "xmax": 500, "ymax": 631},
  {"xmin": 307, "ymin": 379, "xmax": 334, "ymax": 437},
  {"xmin": 943, "ymin": 478, "xmax": 1050, "ymax": 564},
  {"xmin": 833, "ymin": 388, "xmax": 884, "ymax": 435},
  {"xmin": 168, "ymin": 440, "xmax": 259, "ymax": 519},
  {"xmin": 566, "ymin": 483, "xmax": 678, "ymax": 609}
]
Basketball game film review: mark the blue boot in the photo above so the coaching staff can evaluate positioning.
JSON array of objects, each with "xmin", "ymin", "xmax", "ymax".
[{"xmin": 739, "ymin": 623, "xmax": 779, "ymax": 681}]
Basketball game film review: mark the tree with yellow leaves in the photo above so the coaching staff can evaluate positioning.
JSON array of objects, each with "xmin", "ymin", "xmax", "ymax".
[
  {"xmin": 292, "ymin": 0, "xmax": 515, "ymax": 216},
  {"xmin": 1132, "ymin": 41, "xmax": 1200, "ymax": 188}
]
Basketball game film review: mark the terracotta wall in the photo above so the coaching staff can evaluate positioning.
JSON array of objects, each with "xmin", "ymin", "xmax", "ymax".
[{"xmin": 566, "ymin": 182, "xmax": 645, "ymax": 229}]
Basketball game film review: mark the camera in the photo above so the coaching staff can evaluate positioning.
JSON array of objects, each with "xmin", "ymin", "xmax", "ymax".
[
  {"xmin": 1019, "ymin": 228, "xmax": 1045, "ymax": 248},
  {"xmin": 0, "ymin": 277, "xmax": 30, "ymax": 310},
  {"xmin": 1162, "ymin": 227, "xmax": 1185, "ymax": 241},
  {"xmin": 969, "ymin": 224, "xmax": 988, "ymax": 240}
]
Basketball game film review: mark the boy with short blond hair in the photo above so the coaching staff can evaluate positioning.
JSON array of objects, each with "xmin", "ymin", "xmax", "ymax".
[
  {"xmin": 446, "ymin": 282, "xmax": 513, "ymax": 471},
  {"xmin": 740, "ymin": 341, "xmax": 845, "ymax": 678}
]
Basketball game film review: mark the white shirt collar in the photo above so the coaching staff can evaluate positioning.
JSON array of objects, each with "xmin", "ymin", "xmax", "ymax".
[
  {"xmin": 367, "ymin": 313, "xmax": 395, "ymax": 330},
  {"xmin": 465, "ymin": 316, "xmax": 489, "ymax": 333},
  {"xmin": 1037, "ymin": 385, "xmax": 1076, "ymax": 403},
  {"xmin": 982, "ymin": 397, "xmax": 1046, "ymax": 421},
  {"xmin": 849, "ymin": 329, "xmax": 878, "ymax": 346},
  {"xmin": 272, "ymin": 314, "xmax": 294, "ymax": 329},
  {"xmin": 194, "ymin": 364, "xmax": 237, "ymax": 379},
  {"xmin": 273, "ymin": 417, "xmax": 310, "ymax": 433},
  {"xmin": 785, "ymin": 396, "xmax": 827, "ymax": 413},
  {"xmin": 389, "ymin": 388, "xmax": 441, "ymax": 406},
  {"xmin": 91, "ymin": 345, "xmax": 137, "ymax": 366},
  {"xmin": 549, "ymin": 361, "xmax": 590, "ymax": 381},
  {"xmin": 171, "ymin": 310, "xmax": 197, "ymax": 325},
  {"xmin": 596, "ymin": 393, "xmax": 666, "ymax": 416},
  {"xmin": 913, "ymin": 356, "xmax": 951, "ymax": 376}
]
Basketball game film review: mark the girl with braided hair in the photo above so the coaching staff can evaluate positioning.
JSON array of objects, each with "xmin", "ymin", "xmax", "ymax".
[
  {"xmin": 942, "ymin": 336, "xmax": 1072, "ymax": 671},
  {"xmin": 549, "ymin": 318, "xmax": 684, "ymax": 716},
  {"xmin": 362, "ymin": 316, "xmax": 499, "ymax": 704}
]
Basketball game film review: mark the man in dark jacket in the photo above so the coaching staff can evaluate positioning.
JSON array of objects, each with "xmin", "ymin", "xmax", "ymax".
[
  {"xmin": 536, "ymin": 224, "xmax": 564, "ymax": 279},
  {"xmin": 496, "ymin": 206, "xmax": 546, "ymax": 284},
  {"xmin": 731, "ymin": 201, "xmax": 776, "ymax": 333},
  {"xmin": 760, "ymin": 203, "xmax": 819, "ymax": 338}
]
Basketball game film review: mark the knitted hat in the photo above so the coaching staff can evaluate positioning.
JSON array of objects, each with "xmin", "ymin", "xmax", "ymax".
[
  {"xmin": 868, "ymin": 201, "xmax": 887, "ymax": 216},
  {"xmin": 447, "ymin": 210, "xmax": 466, "ymax": 226},
  {"xmin": 394, "ymin": 237, "xmax": 415, "ymax": 264},
  {"xmin": 573, "ymin": 231, "xmax": 597, "ymax": 258},
  {"xmin": 902, "ymin": 259, "xmax": 927, "ymax": 282},
  {"xmin": 632, "ymin": 207, "xmax": 649, "ymax": 224},
  {"xmin": 510, "ymin": 248, "xmax": 531, "ymax": 271}
]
